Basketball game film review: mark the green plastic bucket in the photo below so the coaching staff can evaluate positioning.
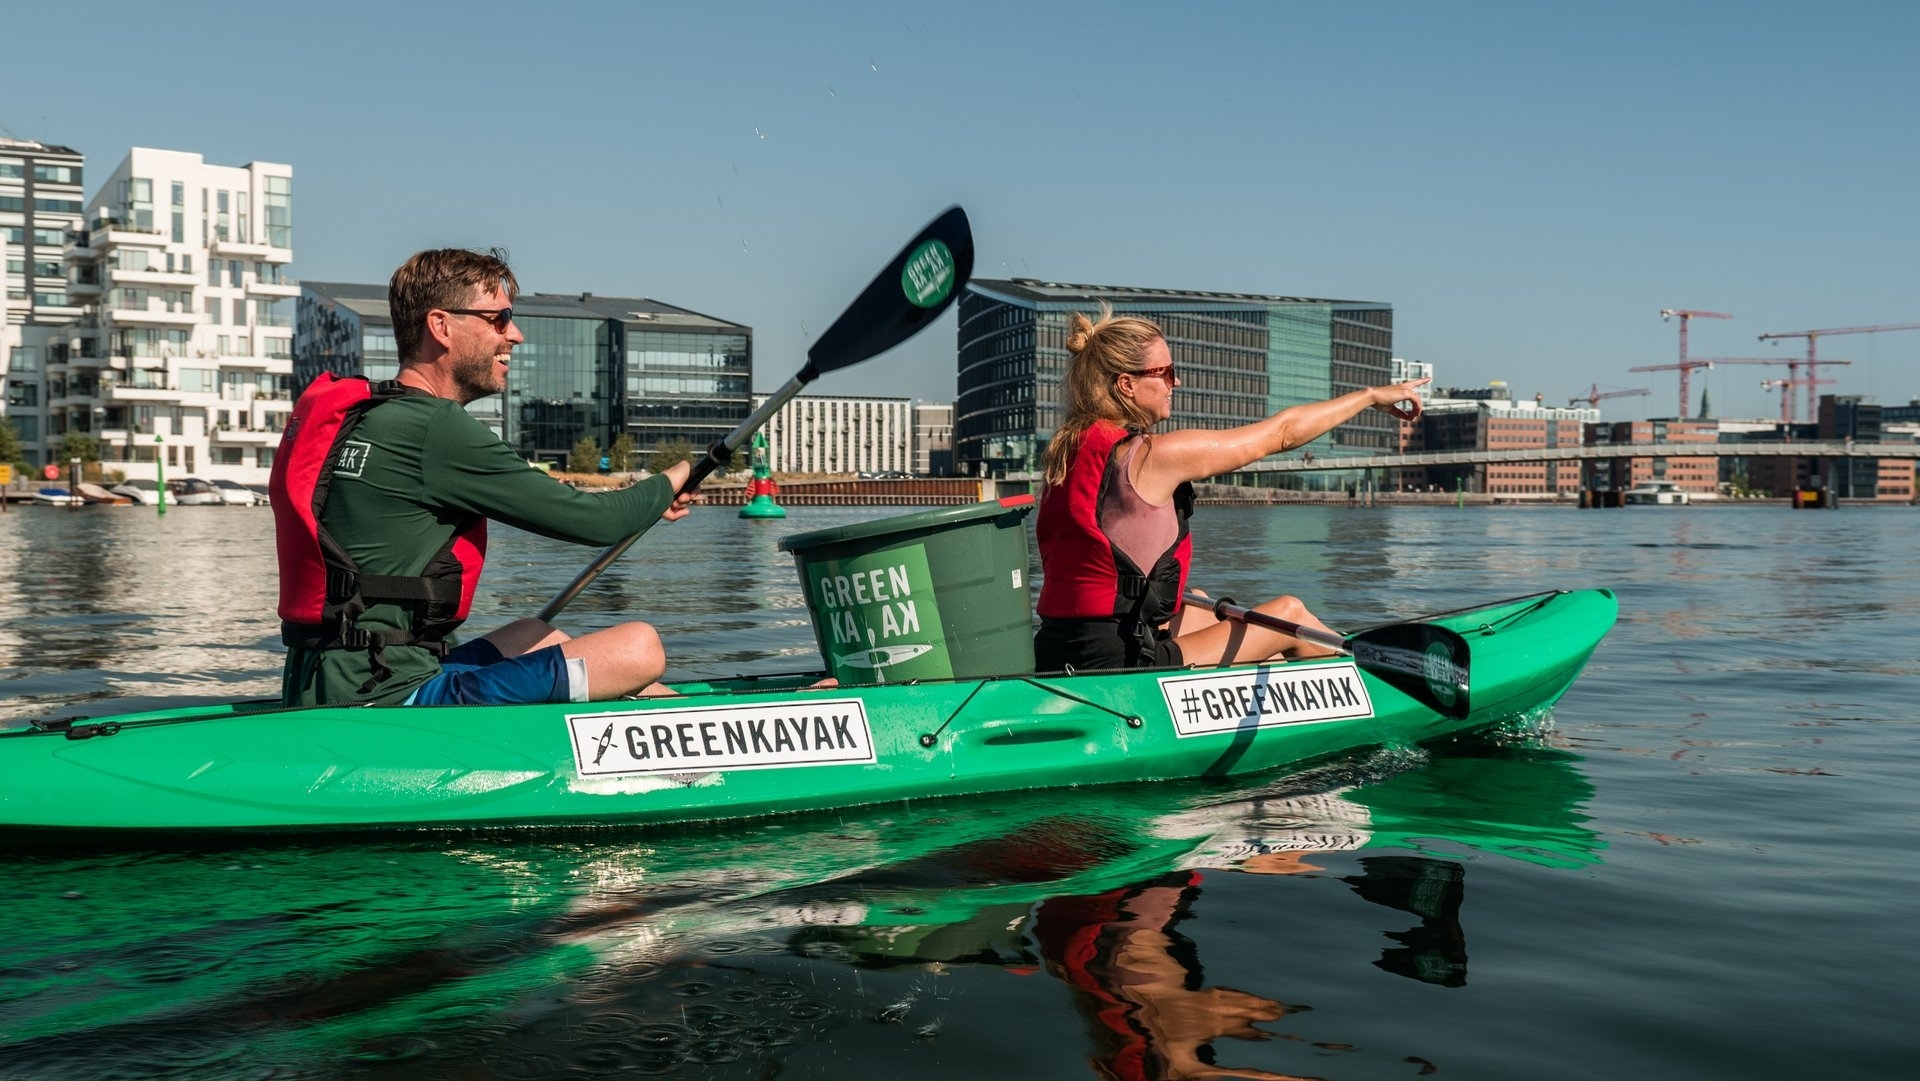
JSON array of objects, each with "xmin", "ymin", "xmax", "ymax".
[{"xmin": 777, "ymin": 496, "xmax": 1036, "ymax": 685}]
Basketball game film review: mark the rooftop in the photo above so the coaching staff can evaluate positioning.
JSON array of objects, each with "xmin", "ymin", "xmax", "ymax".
[
  {"xmin": 300, "ymin": 283, "xmax": 747, "ymax": 331},
  {"xmin": 0, "ymin": 137, "xmax": 82, "ymax": 157},
  {"xmin": 969, "ymin": 277, "xmax": 1383, "ymax": 308}
]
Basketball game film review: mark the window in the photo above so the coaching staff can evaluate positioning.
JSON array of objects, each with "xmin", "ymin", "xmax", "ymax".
[
  {"xmin": 33, "ymin": 164, "xmax": 78, "ymax": 185},
  {"xmin": 265, "ymin": 176, "xmax": 292, "ymax": 249},
  {"xmin": 118, "ymin": 177, "xmax": 154, "ymax": 232},
  {"xmin": 205, "ymin": 297, "xmax": 222, "ymax": 323},
  {"xmin": 7, "ymin": 380, "xmax": 38, "ymax": 406},
  {"xmin": 32, "ymin": 227, "xmax": 66, "ymax": 246},
  {"xmin": 228, "ymin": 260, "xmax": 241, "ymax": 287}
]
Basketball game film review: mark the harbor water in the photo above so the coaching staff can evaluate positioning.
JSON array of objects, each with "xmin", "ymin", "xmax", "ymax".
[{"xmin": 2, "ymin": 501, "xmax": 1916, "ymax": 1079}]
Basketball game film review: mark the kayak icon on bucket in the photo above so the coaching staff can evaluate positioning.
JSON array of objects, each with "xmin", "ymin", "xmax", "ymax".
[{"xmin": 834, "ymin": 643, "xmax": 935, "ymax": 670}]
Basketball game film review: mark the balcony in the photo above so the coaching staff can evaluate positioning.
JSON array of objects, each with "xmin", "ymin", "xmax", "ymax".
[
  {"xmin": 245, "ymin": 276, "xmax": 300, "ymax": 298},
  {"xmin": 108, "ymin": 266, "xmax": 199, "ymax": 287},
  {"xmin": 91, "ymin": 219, "xmax": 168, "ymax": 248},
  {"xmin": 211, "ymin": 234, "xmax": 272, "ymax": 258},
  {"xmin": 212, "ymin": 424, "xmax": 278, "ymax": 444},
  {"xmin": 107, "ymin": 301, "xmax": 199, "ymax": 327},
  {"xmin": 102, "ymin": 383, "xmax": 180, "ymax": 404}
]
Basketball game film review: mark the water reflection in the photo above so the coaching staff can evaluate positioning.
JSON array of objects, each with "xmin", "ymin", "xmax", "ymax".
[{"xmin": 0, "ymin": 745, "xmax": 1598, "ymax": 1078}]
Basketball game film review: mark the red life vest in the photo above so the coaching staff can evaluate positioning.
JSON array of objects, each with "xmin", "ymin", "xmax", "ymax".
[
  {"xmin": 269, "ymin": 374, "xmax": 486, "ymax": 673},
  {"xmin": 1035, "ymin": 420, "xmax": 1193, "ymax": 627}
]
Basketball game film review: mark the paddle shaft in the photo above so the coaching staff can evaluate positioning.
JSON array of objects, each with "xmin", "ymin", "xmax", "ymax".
[
  {"xmin": 1182, "ymin": 592, "xmax": 1351, "ymax": 653},
  {"xmin": 534, "ymin": 370, "xmax": 813, "ymax": 623},
  {"xmin": 534, "ymin": 206, "xmax": 973, "ymax": 625}
]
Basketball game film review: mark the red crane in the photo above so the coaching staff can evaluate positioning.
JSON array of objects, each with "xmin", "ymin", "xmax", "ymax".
[
  {"xmin": 1758, "ymin": 322, "xmax": 1920, "ymax": 423},
  {"xmin": 1655, "ymin": 308, "xmax": 1732, "ymax": 416},
  {"xmin": 1567, "ymin": 384, "xmax": 1651, "ymax": 409}
]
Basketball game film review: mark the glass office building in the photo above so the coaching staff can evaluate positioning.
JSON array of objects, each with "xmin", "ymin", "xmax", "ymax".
[
  {"xmin": 296, "ymin": 285, "xmax": 751, "ymax": 465},
  {"xmin": 955, "ymin": 280, "xmax": 1393, "ymax": 487}
]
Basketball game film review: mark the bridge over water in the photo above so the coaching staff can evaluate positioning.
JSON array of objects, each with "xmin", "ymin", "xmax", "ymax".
[{"xmin": 1231, "ymin": 441, "xmax": 1920, "ymax": 474}]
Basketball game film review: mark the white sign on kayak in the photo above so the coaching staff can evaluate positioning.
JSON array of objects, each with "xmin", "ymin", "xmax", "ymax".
[
  {"xmin": 1158, "ymin": 662, "xmax": 1374, "ymax": 738},
  {"xmin": 567, "ymin": 699, "xmax": 877, "ymax": 778}
]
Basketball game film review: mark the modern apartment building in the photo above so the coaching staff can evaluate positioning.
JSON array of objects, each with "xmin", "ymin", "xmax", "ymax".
[
  {"xmin": 955, "ymin": 279, "xmax": 1395, "ymax": 485},
  {"xmin": 297, "ymin": 284, "xmax": 752, "ymax": 465},
  {"xmin": 754, "ymin": 393, "xmax": 911, "ymax": 476},
  {"xmin": 27, "ymin": 148, "xmax": 295, "ymax": 483},
  {"xmin": 0, "ymin": 138, "xmax": 86, "ymax": 322},
  {"xmin": 1, "ymin": 138, "xmax": 88, "ymax": 466}
]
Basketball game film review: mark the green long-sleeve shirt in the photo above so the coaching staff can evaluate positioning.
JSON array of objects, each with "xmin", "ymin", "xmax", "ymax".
[{"xmin": 281, "ymin": 394, "xmax": 678, "ymax": 706}]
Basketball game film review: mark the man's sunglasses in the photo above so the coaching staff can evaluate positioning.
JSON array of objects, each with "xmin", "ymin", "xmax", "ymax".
[{"xmin": 442, "ymin": 307, "xmax": 515, "ymax": 330}]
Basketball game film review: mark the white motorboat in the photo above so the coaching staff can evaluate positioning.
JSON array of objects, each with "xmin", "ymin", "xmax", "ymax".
[
  {"xmin": 1623, "ymin": 480, "xmax": 1691, "ymax": 505},
  {"xmin": 109, "ymin": 479, "xmax": 164, "ymax": 506},
  {"xmin": 165, "ymin": 477, "xmax": 224, "ymax": 506}
]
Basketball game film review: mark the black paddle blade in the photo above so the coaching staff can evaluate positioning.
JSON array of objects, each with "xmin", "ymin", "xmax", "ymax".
[
  {"xmin": 1346, "ymin": 623, "xmax": 1473, "ymax": 721},
  {"xmin": 805, "ymin": 206, "xmax": 974, "ymax": 378}
]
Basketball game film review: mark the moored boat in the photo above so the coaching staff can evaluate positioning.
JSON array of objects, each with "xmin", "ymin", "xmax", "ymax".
[
  {"xmin": 0, "ymin": 588, "xmax": 1616, "ymax": 842},
  {"xmin": 1622, "ymin": 480, "xmax": 1691, "ymax": 505}
]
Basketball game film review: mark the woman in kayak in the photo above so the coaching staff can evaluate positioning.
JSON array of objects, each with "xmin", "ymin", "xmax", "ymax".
[{"xmin": 1033, "ymin": 305, "xmax": 1428, "ymax": 672}]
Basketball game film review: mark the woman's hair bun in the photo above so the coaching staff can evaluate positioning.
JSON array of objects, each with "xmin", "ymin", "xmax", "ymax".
[{"xmin": 1064, "ymin": 310, "xmax": 1095, "ymax": 355}]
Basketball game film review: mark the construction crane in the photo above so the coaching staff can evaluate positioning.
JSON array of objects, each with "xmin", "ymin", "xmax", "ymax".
[
  {"xmin": 1654, "ymin": 308, "xmax": 1732, "ymax": 416},
  {"xmin": 1628, "ymin": 357, "xmax": 1780, "ymax": 418},
  {"xmin": 1760, "ymin": 376, "xmax": 1837, "ymax": 428},
  {"xmin": 1568, "ymin": 384, "xmax": 1651, "ymax": 409},
  {"xmin": 1758, "ymin": 322, "xmax": 1920, "ymax": 423}
]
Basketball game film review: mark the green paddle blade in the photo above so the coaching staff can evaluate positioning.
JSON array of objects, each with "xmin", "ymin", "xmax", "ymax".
[
  {"xmin": 1346, "ymin": 623, "xmax": 1473, "ymax": 720},
  {"xmin": 804, "ymin": 206, "xmax": 974, "ymax": 379}
]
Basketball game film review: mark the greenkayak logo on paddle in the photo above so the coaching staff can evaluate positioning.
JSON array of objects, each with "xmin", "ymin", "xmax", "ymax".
[
  {"xmin": 901, "ymin": 239, "xmax": 956, "ymax": 309},
  {"xmin": 1423, "ymin": 642, "xmax": 1463, "ymax": 708}
]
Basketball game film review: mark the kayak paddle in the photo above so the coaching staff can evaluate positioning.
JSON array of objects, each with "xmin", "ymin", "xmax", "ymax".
[
  {"xmin": 1181, "ymin": 591, "xmax": 1472, "ymax": 720},
  {"xmin": 538, "ymin": 205, "xmax": 975, "ymax": 622}
]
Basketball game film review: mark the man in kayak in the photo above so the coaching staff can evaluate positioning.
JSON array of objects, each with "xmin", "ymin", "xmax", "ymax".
[
  {"xmin": 1033, "ymin": 304, "xmax": 1427, "ymax": 672},
  {"xmin": 271, "ymin": 248, "xmax": 696, "ymax": 707}
]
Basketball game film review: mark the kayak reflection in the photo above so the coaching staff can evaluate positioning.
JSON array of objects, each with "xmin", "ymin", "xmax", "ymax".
[{"xmin": 0, "ymin": 746, "xmax": 1598, "ymax": 1078}]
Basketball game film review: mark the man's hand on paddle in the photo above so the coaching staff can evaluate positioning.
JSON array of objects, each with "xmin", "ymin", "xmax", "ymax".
[{"xmin": 660, "ymin": 459, "xmax": 699, "ymax": 523}]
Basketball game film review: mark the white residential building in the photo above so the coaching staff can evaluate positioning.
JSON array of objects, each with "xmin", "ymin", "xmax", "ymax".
[
  {"xmin": 755, "ymin": 393, "xmax": 911, "ymax": 475},
  {"xmin": 55, "ymin": 147, "xmax": 294, "ymax": 485},
  {"xmin": 2, "ymin": 137, "xmax": 88, "ymax": 467}
]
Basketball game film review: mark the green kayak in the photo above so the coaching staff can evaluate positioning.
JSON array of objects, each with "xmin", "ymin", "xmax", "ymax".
[{"xmin": 0, "ymin": 589, "xmax": 1615, "ymax": 841}]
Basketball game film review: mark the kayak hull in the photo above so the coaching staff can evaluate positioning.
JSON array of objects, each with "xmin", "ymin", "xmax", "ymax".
[{"xmin": 0, "ymin": 590, "xmax": 1616, "ymax": 839}]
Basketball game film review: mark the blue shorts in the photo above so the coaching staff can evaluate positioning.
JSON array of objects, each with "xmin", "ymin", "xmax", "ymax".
[{"xmin": 405, "ymin": 638, "xmax": 588, "ymax": 706}]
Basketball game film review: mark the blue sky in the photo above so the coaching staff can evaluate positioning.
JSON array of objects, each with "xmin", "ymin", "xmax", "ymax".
[{"xmin": 5, "ymin": 0, "xmax": 1915, "ymax": 420}]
